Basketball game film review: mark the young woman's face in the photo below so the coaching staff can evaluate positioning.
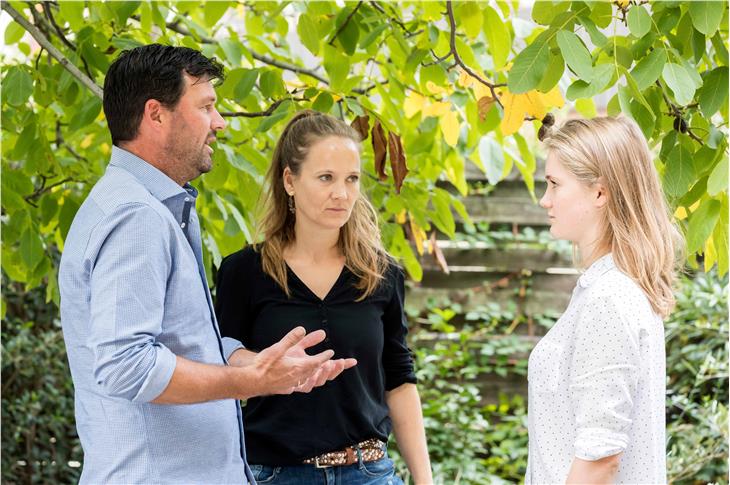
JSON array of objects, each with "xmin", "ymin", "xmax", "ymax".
[
  {"xmin": 539, "ymin": 152, "xmax": 605, "ymax": 245},
  {"xmin": 284, "ymin": 136, "xmax": 361, "ymax": 231}
]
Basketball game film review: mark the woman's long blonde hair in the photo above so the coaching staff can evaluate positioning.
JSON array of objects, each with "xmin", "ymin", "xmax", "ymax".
[
  {"xmin": 544, "ymin": 116, "xmax": 683, "ymax": 317},
  {"xmin": 255, "ymin": 110, "xmax": 389, "ymax": 300}
]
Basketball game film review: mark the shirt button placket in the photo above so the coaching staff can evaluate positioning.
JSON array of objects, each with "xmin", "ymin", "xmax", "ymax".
[{"xmin": 319, "ymin": 303, "xmax": 330, "ymax": 342}]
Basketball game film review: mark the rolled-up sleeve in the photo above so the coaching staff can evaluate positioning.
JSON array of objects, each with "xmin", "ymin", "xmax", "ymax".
[
  {"xmin": 87, "ymin": 203, "xmax": 177, "ymax": 402},
  {"xmin": 569, "ymin": 293, "xmax": 640, "ymax": 461},
  {"xmin": 382, "ymin": 264, "xmax": 417, "ymax": 391}
]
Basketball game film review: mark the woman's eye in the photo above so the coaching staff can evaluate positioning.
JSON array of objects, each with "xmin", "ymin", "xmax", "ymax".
[
  {"xmin": 348, "ymin": 175, "xmax": 360, "ymax": 182},
  {"xmin": 319, "ymin": 174, "xmax": 332, "ymax": 181}
]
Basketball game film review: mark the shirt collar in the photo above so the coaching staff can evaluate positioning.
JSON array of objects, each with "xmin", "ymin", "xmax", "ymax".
[
  {"xmin": 577, "ymin": 253, "xmax": 615, "ymax": 288},
  {"xmin": 109, "ymin": 146, "xmax": 196, "ymax": 202}
]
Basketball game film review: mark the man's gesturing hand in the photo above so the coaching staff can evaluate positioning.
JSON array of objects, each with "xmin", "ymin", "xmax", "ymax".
[{"xmin": 252, "ymin": 327, "xmax": 356, "ymax": 395}]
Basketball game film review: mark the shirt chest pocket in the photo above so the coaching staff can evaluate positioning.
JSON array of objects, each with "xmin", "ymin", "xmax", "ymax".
[{"xmin": 528, "ymin": 340, "xmax": 564, "ymax": 394}]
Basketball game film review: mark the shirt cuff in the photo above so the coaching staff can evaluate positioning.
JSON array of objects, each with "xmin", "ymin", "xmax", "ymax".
[
  {"xmin": 574, "ymin": 427, "xmax": 629, "ymax": 461},
  {"xmin": 133, "ymin": 344, "xmax": 177, "ymax": 403},
  {"xmin": 222, "ymin": 337, "xmax": 245, "ymax": 361}
]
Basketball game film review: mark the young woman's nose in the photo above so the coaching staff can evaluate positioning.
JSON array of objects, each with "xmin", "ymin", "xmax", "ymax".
[{"xmin": 539, "ymin": 191, "xmax": 550, "ymax": 209}]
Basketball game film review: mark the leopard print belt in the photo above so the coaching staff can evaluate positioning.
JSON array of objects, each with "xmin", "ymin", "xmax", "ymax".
[{"xmin": 302, "ymin": 438, "xmax": 386, "ymax": 468}]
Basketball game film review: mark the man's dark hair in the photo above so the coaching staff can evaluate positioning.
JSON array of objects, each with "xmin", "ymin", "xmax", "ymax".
[{"xmin": 103, "ymin": 44, "xmax": 224, "ymax": 146}]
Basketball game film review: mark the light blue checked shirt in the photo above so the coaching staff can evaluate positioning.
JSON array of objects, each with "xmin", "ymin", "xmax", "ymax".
[{"xmin": 59, "ymin": 146, "xmax": 253, "ymax": 484}]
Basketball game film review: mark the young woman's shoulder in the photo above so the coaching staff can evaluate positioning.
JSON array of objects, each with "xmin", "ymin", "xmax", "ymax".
[{"xmin": 586, "ymin": 268, "xmax": 655, "ymax": 318}]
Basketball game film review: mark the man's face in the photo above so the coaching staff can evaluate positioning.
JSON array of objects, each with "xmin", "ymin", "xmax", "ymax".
[{"xmin": 163, "ymin": 74, "xmax": 225, "ymax": 182}]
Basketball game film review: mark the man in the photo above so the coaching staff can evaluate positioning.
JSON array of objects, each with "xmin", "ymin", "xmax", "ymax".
[{"xmin": 59, "ymin": 44, "xmax": 356, "ymax": 484}]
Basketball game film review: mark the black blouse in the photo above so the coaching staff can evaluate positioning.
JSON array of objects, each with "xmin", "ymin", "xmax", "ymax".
[{"xmin": 214, "ymin": 246, "xmax": 417, "ymax": 465}]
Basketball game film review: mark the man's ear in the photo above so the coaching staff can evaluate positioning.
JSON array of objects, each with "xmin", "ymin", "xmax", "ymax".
[{"xmin": 139, "ymin": 99, "xmax": 166, "ymax": 135}]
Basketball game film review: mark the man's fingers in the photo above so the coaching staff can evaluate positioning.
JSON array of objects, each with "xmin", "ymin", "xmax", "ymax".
[
  {"xmin": 260, "ymin": 326, "xmax": 306, "ymax": 364},
  {"xmin": 294, "ymin": 329, "xmax": 327, "ymax": 351},
  {"xmin": 327, "ymin": 358, "xmax": 357, "ymax": 381}
]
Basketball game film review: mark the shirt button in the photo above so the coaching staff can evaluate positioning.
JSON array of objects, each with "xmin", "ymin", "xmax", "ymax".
[
  {"xmin": 325, "ymin": 337, "xmax": 330, "ymax": 343},
  {"xmin": 184, "ymin": 197, "xmax": 190, "ymax": 202},
  {"xmin": 180, "ymin": 222, "xmax": 186, "ymax": 228}
]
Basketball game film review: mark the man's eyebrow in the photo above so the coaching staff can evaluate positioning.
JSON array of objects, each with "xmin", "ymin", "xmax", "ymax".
[{"xmin": 201, "ymin": 95, "xmax": 217, "ymax": 103}]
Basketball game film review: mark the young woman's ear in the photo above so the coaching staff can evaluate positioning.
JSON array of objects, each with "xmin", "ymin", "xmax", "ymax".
[{"xmin": 594, "ymin": 179, "xmax": 609, "ymax": 209}]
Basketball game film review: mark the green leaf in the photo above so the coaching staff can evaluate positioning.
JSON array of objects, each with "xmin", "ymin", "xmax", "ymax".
[
  {"xmin": 663, "ymin": 145, "xmax": 696, "ymax": 197},
  {"xmin": 483, "ymin": 6, "xmax": 510, "ymax": 70},
  {"xmin": 4, "ymin": 67, "xmax": 33, "ymax": 106},
  {"xmin": 333, "ymin": 8, "xmax": 360, "ymax": 55},
  {"xmin": 514, "ymin": 133, "xmax": 536, "ymax": 198},
  {"xmin": 537, "ymin": 52, "xmax": 564, "ymax": 92},
  {"xmin": 698, "ymin": 67, "xmax": 729, "ymax": 118},
  {"xmin": 20, "ymin": 227, "xmax": 44, "ymax": 270},
  {"xmin": 565, "ymin": 63, "xmax": 612, "ymax": 100},
  {"xmin": 234, "ymin": 69, "xmax": 259, "ymax": 100},
  {"xmin": 713, "ymin": 195, "xmax": 728, "ymax": 274},
  {"xmin": 459, "ymin": 2, "xmax": 483, "ymax": 39},
  {"xmin": 707, "ymin": 157, "xmax": 729, "ymax": 197},
  {"xmin": 627, "ymin": 5, "xmax": 652, "ymax": 38},
  {"xmin": 219, "ymin": 38, "xmax": 243, "ymax": 67},
  {"xmin": 507, "ymin": 34, "xmax": 551, "ymax": 93},
  {"xmin": 312, "ymin": 92, "xmax": 334, "ymax": 113},
  {"xmin": 688, "ymin": 1, "xmax": 725, "ymax": 36},
  {"xmin": 203, "ymin": 1, "xmax": 230, "ymax": 27},
  {"xmin": 323, "ymin": 45, "xmax": 350, "ymax": 92},
  {"xmin": 588, "ymin": 1, "xmax": 612, "ymax": 28},
  {"xmin": 431, "ymin": 188, "xmax": 456, "ymax": 239},
  {"xmin": 258, "ymin": 69, "xmax": 285, "ymax": 98},
  {"xmin": 556, "ymin": 30, "xmax": 593, "ymax": 81},
  {"xmin": 359, "ymin": 24, "xmax": 388, "ymax": 50},
  {"xmin": 478, "ymin": 137, "xmax": 505, "ymax": 185},
  {"xmin": 532, "ymin": 1, "xmax": 570, "ymax": 25},
  {"xmin": 662, "ymin": 63, "xmax": 696, "ymax": 105},
  {"xmin": 577, "ymin": 15, "xmax": 608, "ymax": 47},
  {"xmin": 687, "ymin": 198, "xmax": 721, "ymax": 254},
  {"xmin": 4, "ymin": 21, "xmax": 25, "ymax": 44},
  {"xmin": 630, "ymin": 48, "xmax": 666, "ymax": 90},
  {"xmin": 111, "ymin": 1, "xmax": 141, "ymax": 25},
  {"xmin": 69, "ymin": 97, "xmax": 102, "ymax": 131}
]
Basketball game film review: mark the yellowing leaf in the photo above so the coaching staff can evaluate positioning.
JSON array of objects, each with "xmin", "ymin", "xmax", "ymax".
[
  {"xmin": 675, "ymin": 206, "xmax": 688, "ymax": 220},
  {"xmin": 705, "ymin": 236, "xmax": 717, "ymax": 272},
  {"xmin": 616, "ymin": 0, "xmax": 629, "ymax": 8},
  {"xmin": 80, "ymin": 134, "xmax": 94, "ymax": 149},
  {"xmin": 477, "ymin": 96, "xmax": 496, "ymax": 121},
  {"xmin": 410, "ymin": 218, "xmax": 427, "ymax": 255},
  {"xmin": 440, "ymin": 109, "xmax": 460, "ymax": 147},
  {"xmin": 473, "ymin": 81, "xmax": 492, "ymax": 100},
  {"xmin": 499, "ymin": 91, "xmax": 529, "ymax": 136},
  {"xmin": 404, "ymin": 91, "xmax": 426, "ymax": 119},
  {"xmin": 426, "ymin": 81, "xmax": 451, "ymax": 95},
  {"xmin": 396, "ymin": 209, "xmax": 407, "ymax": 224},
  {"xmin": 423, "ymin": 101, "xmax": 451, "ymax": 117},
  {"xmin": 458, "ymin": 70, "xmax": 473, "ymax": 88}
]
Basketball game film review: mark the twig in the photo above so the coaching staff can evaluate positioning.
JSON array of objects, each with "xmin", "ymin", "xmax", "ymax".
[
  {"xmin": 24, "ymin": 176, "xmax": 73, "ymax": 204},
  {"xmin": 656, "ymin": 81, "xmax": 704, "ymax": 145},
  {"xmin": 369, "ymin": 1, "xmax": 411, "ymax": 35},
  {"xmin": 2, "ymin": 2, "xmax": 103, "ymax": 99},
  {"xmin": 219, "ymin": 99, "xmax": 289, "ymax": 118},
  {"xmin": 328, "ymin": 1, "xmax": 363, "ymax": 46},
  {"xmin": 41, "ymin": 2, "xmax": 94, "ymax": 79}
]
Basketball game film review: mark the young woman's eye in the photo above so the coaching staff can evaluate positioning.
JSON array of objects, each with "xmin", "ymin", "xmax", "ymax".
[
  {"xmin": 348, "ymin": 175, "xmax": 360, "ymax": 183},
  {"xmin": 319, "ymin": 174, "xmax": 332, "ymax": 181}
]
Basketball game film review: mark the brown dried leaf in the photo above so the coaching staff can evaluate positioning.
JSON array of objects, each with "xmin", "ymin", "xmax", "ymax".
[
  {"xmin": 477, "ymin": 96, "xmax": 496, "ymax": 122},
  {"xmin": 371, "ymin": 120, "xmax": 388, "ymax": 181},
  {"xmin": 388, "ymin": 131, "xmax": 408, "ymax": 193},
  {"xmin": 351, "ymin": 115, "xmax": 370, "ymax": 140},
  {"xmin": 429, "ymin": 231, "xmax": 450, "ymax": 274}
]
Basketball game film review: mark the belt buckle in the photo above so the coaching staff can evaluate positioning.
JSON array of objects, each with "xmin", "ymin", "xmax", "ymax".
[{"xmin": 314, "ymin": 457, "xmax": 331, "ymax": 469}]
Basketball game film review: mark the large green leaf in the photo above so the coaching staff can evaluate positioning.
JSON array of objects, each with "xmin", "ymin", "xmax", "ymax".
[
  {"xmin": 3, "ymin": 67, "xmax": 33, "ymax": 106},
  {"xmin": 627, "ymin": 5, "xmax": 652, "ymax": 38},
  {"xmin": 478, "ymin": 137, "xmax": 505, "ymax": 186},
  {"xmin": 707, "ymin": 156, "xmax": 729, "ymax": 197},
  {"xmin": 323, "ymin": 45, "xmax": 350, "ymax": 92},
  {"xmin": 663, "ymin": 145, "xmax": 696, "ymax": 197},
  {"xmin": 4, "ymin": 21, "xmax": 25, "ymax": 44},
  {"xmin": 687, "ymin": 198, "xmax": 721, "ymax": 254},
  {"xmin": 556, "ymin": 30, "xmax": 593, "ymax": 81},
  {"xmin": 565, "ymin": 63, "xmax": 612, "ymax": 100},
  {"xmin": 698, "ymin": 67, "xmax": 729, "ymax": 118},
  {"xmin": 459, "ymin": 2, "xmax": 483, "ymax": 39},
  {"xmin": 631, "ymin": 48, "xmax": 666, "ymax": 90},
  {"xmin": 483, "ymin": 6, "xmax": 510, "ymax": 70},
  {"xmin": 19, "ymin": 227, "xmax": 44, "ymax": 270},
  {"xmin": 203, "ymin": 1, "xmax": 230, "ymax": 27},
  {"xmin": 507, "ymin": 34, "xmax": 551, "ymax": 93},
  {"xmin": 688, "ymin": 1, "xmax": 726, "ymax": 36},
  {"xmin": 662, "ymin": 62, "xmax": 696, "ymax": 105},
  {"xmin": 297, "ymin": 13, "xmax": 320, "ymax": 55}
]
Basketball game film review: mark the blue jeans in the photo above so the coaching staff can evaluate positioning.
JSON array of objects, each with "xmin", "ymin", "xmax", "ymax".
[{"xmin": 249, "ymin": 456, "xmax": 404, "ymax": 485}]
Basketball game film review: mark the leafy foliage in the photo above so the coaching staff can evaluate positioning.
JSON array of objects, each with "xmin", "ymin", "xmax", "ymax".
[{"xmin": 1, "ymin": 1, "xmax": 728, "ymax": 315}]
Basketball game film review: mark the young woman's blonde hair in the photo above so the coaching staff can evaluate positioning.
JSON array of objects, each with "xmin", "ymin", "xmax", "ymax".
[
  {"xmin": 544, "ymin": 116, "xmax": 683, "ymax": 318},
  {"xmin": 255, "ymin": 110, "xmax": 389, "ymax": 300}
]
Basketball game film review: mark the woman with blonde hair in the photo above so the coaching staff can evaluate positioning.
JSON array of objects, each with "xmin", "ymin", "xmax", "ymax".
[
  {"xmin": 526, "ymin": 116, "xmax": 682, "ymax": 484},
  {"xmin": 215, "ymin": 110, "xmax": 432, "ymax": 484}
]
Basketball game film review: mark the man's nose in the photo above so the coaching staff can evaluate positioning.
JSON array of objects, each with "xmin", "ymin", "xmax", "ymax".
[{"xmin": 211, "ymin": 107, "xmax": 226, "ymax": 131}]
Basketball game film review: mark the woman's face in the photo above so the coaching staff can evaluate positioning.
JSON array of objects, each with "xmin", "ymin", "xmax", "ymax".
[
  {"xmin": 284, "ymin": 135, "xmax": 361, "ymax": 231},
  {"xmin": 539, "ymin": 152, "xmax": 606, "ymax": 246}
]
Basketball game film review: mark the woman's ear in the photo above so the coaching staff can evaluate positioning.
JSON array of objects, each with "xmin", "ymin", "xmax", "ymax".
[
  {"xmin": 594, "ymin": 178, "xmax": 609, "ymax": 209},
  {"xmin": 282, "ymin": 166, "xmax": 294, "ymax": 195}
]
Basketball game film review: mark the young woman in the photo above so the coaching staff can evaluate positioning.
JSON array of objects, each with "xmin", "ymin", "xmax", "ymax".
[
  {"xmin": 526, "ymin": 116, "xmax": 682, "ymax": 484},
  {"xmin": 215, "ymin": 111, "xmax": 432, "ymax": 485}
]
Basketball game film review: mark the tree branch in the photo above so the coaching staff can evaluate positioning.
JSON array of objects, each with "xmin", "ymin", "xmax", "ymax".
[
  {"xmin": 2, "ymin": 2, "xmax": 103, "ymax": 99},
  {"xmin": 328, "ymin": 1, "xmax": 363, "ymax": 46},
  {"xmin": 445, "ymin": 1, "xmax": 502, "ymax": 107},
  {"xmin": 656, "ymin": 81, "xmax": 705, "ymax": 145}
]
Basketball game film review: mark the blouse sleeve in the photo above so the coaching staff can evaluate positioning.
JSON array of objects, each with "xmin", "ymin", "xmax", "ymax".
[
  {"xmin": 569, "ymin": 292, "xmax": 641, "ymax": 461},
  {"xmin": 381, "ymin": 264, "xmax": 418, "ymax": 391},
  {"xmin": 214, "ymin": 250, "xmax": 253, "ymax": 354}
]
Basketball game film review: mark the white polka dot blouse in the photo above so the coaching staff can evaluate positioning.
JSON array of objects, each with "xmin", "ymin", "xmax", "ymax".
[{"xmin": 525, "ymin": 253, "xmax": 666, "ymax": 484}]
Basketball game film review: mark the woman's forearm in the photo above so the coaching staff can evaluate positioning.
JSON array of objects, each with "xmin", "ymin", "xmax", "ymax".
[
  {"xmin": 385, "ymin": 383, "xmax": 433, "ymax": 484},
  {"xmin": 565, "ymin": 454, "xmax": 622, "ymax": 484}
]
